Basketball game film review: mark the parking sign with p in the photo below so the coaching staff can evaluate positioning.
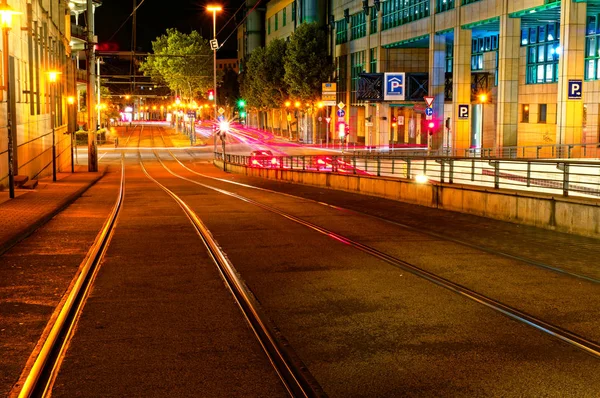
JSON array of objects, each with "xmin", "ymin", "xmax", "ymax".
[
  {"xmin": 568, "ymin": 80, "xmax": 582, "ymax": 99},
  {"xmin": 384, "ymin": 73, "xmax": 406, "ymax": 101},
  {"xmin": 458, "ymin": 104, "xmax": 469, "ymax": 119}
]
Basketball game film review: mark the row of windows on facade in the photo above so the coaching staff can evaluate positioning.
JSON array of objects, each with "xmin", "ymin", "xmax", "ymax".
[
  {"xmin": 0, "ymin": 35, "xmax": 67, "ymax": 119},
  {"xmin": 334, "ymin": 0, "xmax": 487, "ymax": 44},
  {"xmin": 267, "ymin": 2, "xmax": 296, "ymax": 35}
]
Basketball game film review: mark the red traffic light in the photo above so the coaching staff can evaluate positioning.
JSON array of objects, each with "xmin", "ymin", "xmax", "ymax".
[{"xmin": 428, "ymin": 121, "xmax": 435, "ymax": 129}]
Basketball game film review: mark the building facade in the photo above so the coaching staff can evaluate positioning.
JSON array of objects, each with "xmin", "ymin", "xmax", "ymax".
[
  {"xmin": 333, "ymin": 0, "xmax": 597, "ymax": 152},
  {"xmin": 240, "ymin": 0, "xmax": 599, "ymax": 153},
  {"xmin": 0, "ymin": 0, "xmax": 88, "ymax": 190}
]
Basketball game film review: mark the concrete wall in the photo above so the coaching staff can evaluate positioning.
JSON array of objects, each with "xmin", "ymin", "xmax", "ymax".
[{"xmin": 216, "ymin": 161, "xmax": 600, "ymax": 239}]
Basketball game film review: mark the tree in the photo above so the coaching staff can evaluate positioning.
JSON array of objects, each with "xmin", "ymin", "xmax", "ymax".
[
  {"xmin": 240, "ymin": 46, "xmax": 267, "ymax": 109},
  {"xmin": 284, "ymin": 23, "xmax": 334, "ymax": 101},
  {"xmin": 218, "ymin": 67, "xmax": 240, "ymax": 109},
  {"xmin": 139, "ymin": 29, "xmax": 213, "ymax": 101}
]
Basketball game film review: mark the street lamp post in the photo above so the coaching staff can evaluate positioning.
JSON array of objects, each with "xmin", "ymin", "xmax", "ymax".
[
  {"xmin": 207, "ymin": 4, "xmax": 222, "ymax": 156},
  {"xmin": 47, "ymin": 71, "xmax": 61, "ymax": 182},
  {"xmin": 478, "ymin": 93, "xmax": 488, "ymax": 156},
  {"xmin": 0, "ymin": 3, "xmax": 21, "ymax": 198}
]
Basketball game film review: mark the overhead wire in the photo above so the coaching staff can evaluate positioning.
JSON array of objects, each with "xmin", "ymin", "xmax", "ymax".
[
  {"xmin": 218, "ymin": 0, "xmax": 263, "ymax": 49},
  {"xmin": 107, "ymin": 0, "xmax": 148, "ymax": 43}
]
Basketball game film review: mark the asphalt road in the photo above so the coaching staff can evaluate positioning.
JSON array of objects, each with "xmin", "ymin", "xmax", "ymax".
[{"xmin": 4, "ymin": 123, "xmax": 600, "ymax": 397}]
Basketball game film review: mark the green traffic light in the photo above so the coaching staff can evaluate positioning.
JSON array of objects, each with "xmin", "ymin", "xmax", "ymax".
[
  {"xmin": 238, "ymin": 99, "xmax": 246, "ymax": 108},
  {"xmin": 240, "ymin": 111, "xmax": 246, "ymax": 118}
]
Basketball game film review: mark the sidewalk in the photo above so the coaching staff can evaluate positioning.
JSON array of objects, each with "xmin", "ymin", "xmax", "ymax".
[{"xmin": 0, "ymin": 166, "xmax": 106, "ymax": 256}]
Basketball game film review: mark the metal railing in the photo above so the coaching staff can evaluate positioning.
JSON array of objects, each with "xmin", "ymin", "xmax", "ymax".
[
  {"xmin": 352, "ymin": 142, "xmax": 600, "ymax": 160},
  {"xmin": 215, "ymin": 152, "xmax": 600, "ymax": 199}
]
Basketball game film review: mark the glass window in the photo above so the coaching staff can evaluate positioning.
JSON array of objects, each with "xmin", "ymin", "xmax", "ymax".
[
  {"xmin": 539, "ymin": 26, "xmax": 546, "ymax": 43},
  {"xmin": 521, "ymin": 29, "xmax": 528, "ymax": 45},
  {"xmin": 539, "ymin": 104, "xmax": 547, "ymax": 123},
  {"xmin": 530, "ymin": 27, "xmax": 537, "ymax": 44},
  {"xmin": 283, "ymin": 8, "xmax": 286, "ymax": 27},
  {"xmin": 292, "ymin": 1, "xmax": 296, "ymax": 21},
  {"xmin": 587, "ymin": 16, "xmax": 596, "ymax": 35},
  {"xmin": 522, "ymin": 104, "xmax": 529, "ymax": 123},
  {"xmin": 524, "ymin": 23, "xmax": 560, "ymax": 84},
  {"xmin": 538, "ymin": 46, "xmax": 545, "ymax": 62},
  {"xmin": 547, "ymin": 24, "xmax": 555, "ymax": 41}
]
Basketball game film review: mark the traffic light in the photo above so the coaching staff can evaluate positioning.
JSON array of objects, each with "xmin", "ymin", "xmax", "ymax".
[
  {"xmin": 240, "ymin": 111, "xmax": 246, "ymax": 118},
  {"xmin": 208, "ymin": 90, "xmax": 214, "ymax": 101},
  {"xmin": 338, "ymin": 122, "xmax": 346, "ymax": 138},
  {"xmin": 428, "ymin": 121, "xmax": 435, "ymax": 130},
  {"xmin": 237, "ymin": 99, "xmax": 246, "ymax": 108}
]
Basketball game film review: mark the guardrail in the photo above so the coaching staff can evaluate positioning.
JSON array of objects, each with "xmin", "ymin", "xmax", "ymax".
[
  {"xmin": 215, "ymin": 152, "xmax": 600, "ymax": 199},
  {"xmin": 352, "ymin": 142, "xmax": 600, "ymax": 159}
]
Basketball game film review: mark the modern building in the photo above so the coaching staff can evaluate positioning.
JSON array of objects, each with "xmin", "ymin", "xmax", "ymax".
[
  {"xmin": 331, "ymin": 0, "xmax": 598, "ymax": 152},
  {"xmin": 0, "ymin": 0, "xmax": 86, "ymax": 191},
  {"xmin": 239, "ymin": 0, "xmax": 599, "ymax": 152}
]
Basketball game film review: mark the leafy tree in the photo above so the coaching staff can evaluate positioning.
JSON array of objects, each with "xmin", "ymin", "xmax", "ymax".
[
  {"xmin": 240, "ymin": 39, "xmax": 288, "ymax": 110},
  {"xmin": 262, "ymin": 39, "xmax": 288, "ymax": 107},
  {"xmin": 218, "ymin": 67, "xmax": 240, "ymax": 109},
  {"xmin": 284, "ymin": 23, "xmax": 334, "ymax": 101},
  {"xmin": 240, "ymin": 46, "xmax": 267, "ymax": 109},
  {"xmin": 140, "ymin": 29, "xmax": 213, "ymax": 101}
]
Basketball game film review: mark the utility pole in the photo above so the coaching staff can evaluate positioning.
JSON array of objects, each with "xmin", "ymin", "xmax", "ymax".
[{"xmin": 86, "ymin": 0, "xmax": 97, "ymax": 172}]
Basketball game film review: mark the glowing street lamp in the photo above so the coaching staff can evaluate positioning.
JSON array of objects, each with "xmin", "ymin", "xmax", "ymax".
[
  {"xmin": 0, "ymin": 3, "xmax": 22, "ymax": 198},
  {"xmin": 207, "ymin": 4, "xmax": 222, "ymax": 154}
]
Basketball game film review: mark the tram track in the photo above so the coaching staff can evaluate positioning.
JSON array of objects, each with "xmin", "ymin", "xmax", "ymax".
[
  {"xmin": 180, "ymin": 145, "xmax": 600, "ymax": 284},
  {"xmin": 17, "ymin": 155, "xmax": 126, "ymax": 398},
  {"xmin": 138, "ymin": 135, "xmax": 325, "ymax": 397},
  {"xmin": 144, "ymin": 127, "xmax": 600, "ymax": 360}
]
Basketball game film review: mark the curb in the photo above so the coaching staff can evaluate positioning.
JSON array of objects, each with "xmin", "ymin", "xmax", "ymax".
[{"xmin": 0, "ymin": 168, "xmax": 108, "ymax": 257}]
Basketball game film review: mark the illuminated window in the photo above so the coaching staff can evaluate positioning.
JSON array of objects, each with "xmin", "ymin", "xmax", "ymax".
[
  {"xmin": 522, "ymin": 23, "xmax": 560, "ymax": 84},
  {"xmin": 471, "ymin": 34, "xmax": 498, "ymax": 71},
  {"xmin": 522, "ymin": 104, "xmax": 530, "ymax": 123},
  {"xmin": 336, "ymin": 19, "xmax": 348, "ymax": 44},
  {"xmin": 351, "ymin": 12, "xmax": 366, "ymax": 40},
  {"xmin": 585, "ymin": 15, "xmax": 600, "ymax": 80},
  {"xmin": 370, "ymin": 7, "xmax": 378, "ymax": 34},
  {"xmin": 437, "ymin": 0, "xmax": 454, "ymax": 13},
  {"xmin": 381, "ymin": 0, "xmax": 430, "ymax": 31},
  {"xmin": 370, "ymin": 48, "xmax": 377, "ymax": 72},
  {"xmin": 351, "ymin": 51, "xmax": 366, "ymax": 104}
]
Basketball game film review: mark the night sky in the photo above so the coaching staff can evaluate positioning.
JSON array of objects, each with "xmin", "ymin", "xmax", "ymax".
[{"xmin": 95, "ymin": 0, "xmax": 245, "ymax": 56}]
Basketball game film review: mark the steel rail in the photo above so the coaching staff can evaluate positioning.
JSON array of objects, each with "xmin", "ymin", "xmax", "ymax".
[
  {"xmin": 18, "ymin": 155, "xmax": 126, "ymax": 398},
  {"xmin": 153, "ymin": 150, "xmax": 600, "ymax": 360},
  {"xmin": 176, "ymin": 148, "xmax": 600, "ymax": 285},
  {"xmin": 142, "ymin": 135, "xmax": 324, "ymax": 397}
]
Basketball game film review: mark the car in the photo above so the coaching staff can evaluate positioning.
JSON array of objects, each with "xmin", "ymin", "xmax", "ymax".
[{"xmin": 250, "ymin": 150, "xmax": 276, "ymax": 167}]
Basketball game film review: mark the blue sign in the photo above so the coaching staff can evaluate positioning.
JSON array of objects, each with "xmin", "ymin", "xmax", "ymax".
[
  {"xmin": 458, "ymin": 104, "xmax": 469, "ymax": 119},
  {"xmin": 384, "ymin": 73, "xmax": 406, "ymax": 101},
  {"xmin": 568, "ymin": 80, "xmax": 582, "ymax": 99},
  {"xmin": 425, "ymin": 107, "xmax": 434, "ymax": 117},
  {"xmin": 337, "ymin": 109, "xmax": 346, "ymax": 117},
  {"xmin": 217, "ymin": 115, "xmax": 225, "ymax": 122}
]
